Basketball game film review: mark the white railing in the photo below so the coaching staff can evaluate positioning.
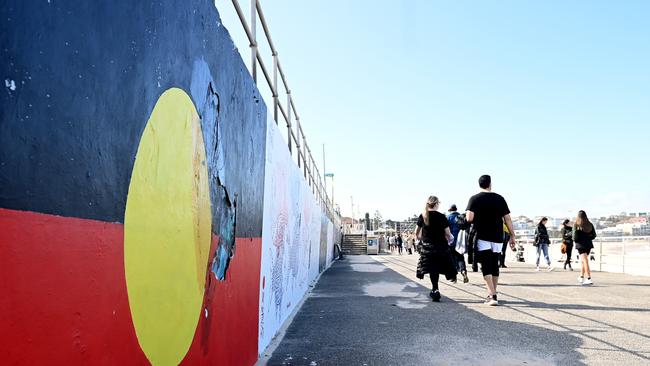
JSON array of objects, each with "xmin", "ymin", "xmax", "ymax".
[
  {"xmin": 227, "ymin": 0, "xmax": 338, "ymax": 223},
  {"xmin": 515, "ymin": 236, "xmax": 650, "ymax": 276}
]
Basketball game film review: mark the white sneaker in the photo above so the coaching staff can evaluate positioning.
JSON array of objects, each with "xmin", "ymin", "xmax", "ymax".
[
  {"xmin": 547, "ymin": 266, "xmax": 553, "ymax": 272},
  {"xmin": 578, "ymin": 276, "xmax": 584, "ymax": 284},
  {"xmin": 582, "ymin": 278, "xmax": 593, "ymax": 285},
  {"xmin": 535, "ymin": 267, "xmax": 540, "ymax": 272}
]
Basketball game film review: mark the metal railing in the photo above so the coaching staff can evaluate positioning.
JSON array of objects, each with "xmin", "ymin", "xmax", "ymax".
[
  {"xmin": 228, "ymin": 0, "xmax": 338, "ymax": 222},
  {"xmin": 515, "ymin": 236, "xmax": 650, "ymax": 276}
]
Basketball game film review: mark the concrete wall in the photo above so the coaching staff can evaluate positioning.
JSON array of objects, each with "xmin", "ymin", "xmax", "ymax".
[
  {"xmin": 0, "ymin": 0, "xmax": 338, "ymax": 365},
  {"xmin": 258, "ymin": 118, "xmax": 339, "ymax": 353}
]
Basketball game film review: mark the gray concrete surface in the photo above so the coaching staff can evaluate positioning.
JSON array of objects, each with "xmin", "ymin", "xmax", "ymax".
[{"xmin": 267, "ymin": 254, "xmax": 650, "ymax": 366}]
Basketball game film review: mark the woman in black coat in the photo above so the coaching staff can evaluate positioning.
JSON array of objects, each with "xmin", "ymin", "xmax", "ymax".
[
  {"xmin": 560, "ymin": 219, "xmax": 574, "ymax": 270},
  {"xmin": 534, "ymin": 217, "xmax": 552, "ymax": 271},
  {"xmin": 415, "ymin": 195, "xmax": 457, "ymax": 302},
  {"xmin": 573, "ymin": 210, "xmax": 597, "ymax": 285}
]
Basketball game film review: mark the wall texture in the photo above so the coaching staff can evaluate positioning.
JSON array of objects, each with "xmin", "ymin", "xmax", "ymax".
[{"xmin": 0, "ymin": 0, "xmax": 338, "ymax": 365}]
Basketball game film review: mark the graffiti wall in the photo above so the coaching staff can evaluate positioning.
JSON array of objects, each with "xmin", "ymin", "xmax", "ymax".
[{"xmin": 258, "ymin": 117, "xmax": 338, "ymax": 353}]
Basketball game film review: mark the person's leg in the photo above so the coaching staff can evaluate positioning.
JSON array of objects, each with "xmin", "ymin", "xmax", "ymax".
[
  {"xmin": 429, "ymin": 273, "xmax": 441, "ymax": 301},
  {"xmin": 579, "ymin": 253, "xmax": 586, "ymax": 278},
  {"xmin": 478, "ymin": 249, "xmax": 496, "ymax": 296},
  {"xmin": 535, "ymin": 245, "xmax": 542, "ymax": 268},
  {"xmin": 566, "ymin": 245, "xmax": 573, "ymax": 269},
  {"xmin": 491, "ymin": 251, "xmax": 500, "ymax": 293},
  {"xmin": 430, "ymin": 273, "xmax": 439, "ymax": 291},
  {"xmin": 584, "ymin": 253, "xmax": 592, "ymax": 278},
  {"xmin": 543, "ymin": 243, "xmax": 551, "ymax": 267},
  {"xmin": 500, "ymin": 234, "xmax": 509, "ymax": 267}
]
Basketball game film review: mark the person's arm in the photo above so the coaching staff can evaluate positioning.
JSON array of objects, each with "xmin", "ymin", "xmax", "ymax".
[
  {"xmin": 415, "ymin": 227, "xmax": 422, "ymax": 241},
  {"xmin": 444, "ymin": 227, "xmax": 454, "ymax": 244},
  {"xmin": 504, "ymin": 214, "xmax": 516, "ymax": 247},
  {"xmin": 466, "ymin": 210, "xmax": 475, "ymax": 223},
  {"xmin": 465, "ymin": 197, "xmax": 475, "ymax": 223}
]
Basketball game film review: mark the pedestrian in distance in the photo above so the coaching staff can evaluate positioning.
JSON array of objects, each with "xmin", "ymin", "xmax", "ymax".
[
  {"xmin": 534, "ymin": 217, "xmax": 553, "ymax": 272},
  {"xmin": 447, "ymin": 204, "xmax": 469, "ymax": 283},
  {"xmin": 389, "ymin": 235, "xmax": 395, "ymax": 252},
  {"xmin": 573, "ymin": 210, "xmax": 596, "ymax": 285},
  {"xmin": 405, "ymin": 233, "xmax": 414, "ymax": 255},
  {"xmin": 560, "ymin": 219, "xmax": 574, "ymax": 271},
  {"xmin": 396, "ymin": 233, "xmax": 404, "ymax": 255},
  {"xmin": 465, "ymin": 175, "xmax": 516, "ymax": 306},
  {"xmin": 499, "ymin": 222, "xmax": 511, "ymax": 268},
  {"xmin": 415, "ymin": 196, "xmax": 457, "ymax": 302}
]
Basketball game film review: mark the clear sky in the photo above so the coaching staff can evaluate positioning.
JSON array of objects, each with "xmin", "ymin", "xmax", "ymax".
[{"xmin": 215, "ymin": 0, "xmax": 650, "ymax": 220}]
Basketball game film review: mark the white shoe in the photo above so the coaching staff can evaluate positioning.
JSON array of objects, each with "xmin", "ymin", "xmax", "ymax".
[
  {"xmin": 582, "ymin": 278, "xmax": 593, "ymax": 285},
  {"xmin": 578, "ymin": 276, "xmax": 584, "ymax": 284},
  {"xmin": 547, "ymin": 266, "xmax": 553, "ymax": 272},
  {"xmin": 535, "ymin": 267, "xmax": 540, "ymax": 272}
]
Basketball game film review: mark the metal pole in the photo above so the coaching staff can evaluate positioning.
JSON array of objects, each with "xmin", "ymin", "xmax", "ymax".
[
  {"xmin": 250, "ymin": 0, "xmax": 257, "ymax": 82},
  {"xmin": 351, "ymin": 196, "xmax": 354, "ymax": 227},
  {"xmin": 273, "ymin": 53, "xmax": 278, "ymax": 124},
  {"xmin": 331, "ymin": 174, "xmax": 335, "ymax": 207},
  {"xmin": 322, "ymin": 144, "xmax": 326, "ymax": 191}
]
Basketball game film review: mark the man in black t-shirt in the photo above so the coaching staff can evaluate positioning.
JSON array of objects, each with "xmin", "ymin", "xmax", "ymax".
[{"xmin": 466, "ymin": 175, "xmax": 516, "ymax": 306}]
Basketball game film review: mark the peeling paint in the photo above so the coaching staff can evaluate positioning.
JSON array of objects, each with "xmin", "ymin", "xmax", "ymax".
[{"xmin": 5, "ymin": 79, "xmax": 16, "ymax": 91}]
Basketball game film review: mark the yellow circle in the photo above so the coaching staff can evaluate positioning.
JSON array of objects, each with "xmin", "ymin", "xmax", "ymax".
[{"xmin": 124, "ymin": 88, "xmax": 211, "ymax": 366}]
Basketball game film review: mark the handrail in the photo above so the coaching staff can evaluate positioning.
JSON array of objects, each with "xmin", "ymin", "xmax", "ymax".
[{"xmin": 229, "ymin": 0, "xmax": 339, "ymax": 222}]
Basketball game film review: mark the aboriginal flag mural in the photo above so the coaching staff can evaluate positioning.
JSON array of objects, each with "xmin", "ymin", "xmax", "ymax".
[{"xmin": 1, "ymin": 1, "xmax": 267, "ymax": 365}]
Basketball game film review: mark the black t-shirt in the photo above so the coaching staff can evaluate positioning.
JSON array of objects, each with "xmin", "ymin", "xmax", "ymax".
[
  {"xmin": 417, "ymin": 211, "xmax": 449, "ymax": 246},
  {"xmin": 466, "ymin": 192, "xmax": 510, "ymax": 243}
]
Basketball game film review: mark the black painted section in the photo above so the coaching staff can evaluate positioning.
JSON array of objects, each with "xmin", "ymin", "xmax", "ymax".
[{"xmin": 0, "ymin": 0, "xmax": 266, "ymax": 236}]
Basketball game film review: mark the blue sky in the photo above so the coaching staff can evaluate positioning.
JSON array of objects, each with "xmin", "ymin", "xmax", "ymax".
[{"xmin": 215, "ymin": 0, "xmax": 650, "ymax": 220}]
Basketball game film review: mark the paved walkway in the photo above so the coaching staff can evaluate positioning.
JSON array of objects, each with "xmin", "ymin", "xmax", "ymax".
[{"xmin": 266, "ymin": 254, "xmax": 650, "ymax": 366}]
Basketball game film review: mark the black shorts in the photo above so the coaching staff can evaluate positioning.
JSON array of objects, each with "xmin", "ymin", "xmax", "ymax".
[
  {"xmin": 477, "ymin": 249, "xmax": 499, "ymax": 277},
  {"xmin": 577, "ymin": 247, "xmax": 591, "ymax": 255}
]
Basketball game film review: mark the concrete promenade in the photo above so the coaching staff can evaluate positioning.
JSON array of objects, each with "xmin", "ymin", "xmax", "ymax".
[{"xmin": 265, "ymin": 255, "xmax": 650, "ymax": 366}]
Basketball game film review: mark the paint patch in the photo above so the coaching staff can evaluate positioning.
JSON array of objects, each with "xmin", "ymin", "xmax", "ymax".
[
  {"xmin": 5, "ymin": 79, "xmax": 16, "ymax": 91},
  {"xmin": 190, "ymin": 60, "xmax": 237, "ymax": 281},
  {"xmin": 124, "ymin": 88, "xmax": 211, "ymax": 366}
]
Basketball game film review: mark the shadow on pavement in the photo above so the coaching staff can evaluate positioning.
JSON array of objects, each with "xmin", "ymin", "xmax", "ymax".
[{"xmin": 268, "ymin": 256, "xmax": 586, "ymax": 366}]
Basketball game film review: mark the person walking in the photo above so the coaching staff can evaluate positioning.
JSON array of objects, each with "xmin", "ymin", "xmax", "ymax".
[
  {"xmin": 534, "ymin": 217, "xmax": 553, "ymax": 272},
  {"xmin": 405, "ymin": 233, "xmax": 414, "ymax": 255},
  {"xmin": 573, "ymin": 210, "xmax": 596, "ymax": 285},
  {"xmin": 396, "ymin": 234, "xmax": 404, "ymax": 255},
  {"xmin": 389, "ymin": 235, "xmax": 395, "ymax": 253},
  {"xmin": 560, "ymin": 219, "xmax": 574, "ymax": 271},
  {"xmin": 465, "ymin": 175, "xmax": 516, "ymax": 306},
  {"xmin": 447, "ymin": 204, "xmax": 469, "ymax": 283},
  {"xmin": 416, "ymin": 196, "xmax": 457, "ymax": 302},
  {"xmin": 499, "ymin": 222, "xmax": 511, "ymax": 268}
]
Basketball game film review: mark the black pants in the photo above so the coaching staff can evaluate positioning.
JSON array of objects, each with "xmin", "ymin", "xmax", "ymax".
[
  {"xmin": 430, "ymin": 273, "xmax": 439, "ymax": 291},
  {"xmin": 499, "ymin": 233, "xmax": 510, "ymax": 266},
  {"xmin": 478, "ymin": 249, "xmax": 500, "ymax": 277},
  {"xmin": 397, "ymin": 245, "xmax": 403, "ymax": 254},
  {"xmin": 453, "ymin": 251, "xmax": 466, "ymax": 272},
  {"xmin": 564, "ymin": 244, "xmax": 573, "ymax": 267}
]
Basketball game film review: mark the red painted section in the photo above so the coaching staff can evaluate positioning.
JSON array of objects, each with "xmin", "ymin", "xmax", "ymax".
[
  {"xmin": 0, "ymin": 208, "xmax": 262, "ymax": 366},
  {"xmin": 0, "ymin": 208, "xmax": 148, "ymax": 365},
  {"xmin": 181, "ymin": 236, "xmax": 262, "ymax": 366}
]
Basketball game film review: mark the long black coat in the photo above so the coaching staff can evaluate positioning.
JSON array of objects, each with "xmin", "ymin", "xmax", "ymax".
[{"xmin": 416, "ymin": 243, "xmax": 457, "ymax": 280}]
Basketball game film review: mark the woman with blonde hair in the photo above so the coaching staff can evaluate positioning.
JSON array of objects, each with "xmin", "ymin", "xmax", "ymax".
[
  {"xmin": 573, "ymin": 210, "xmax": 596, "ymax": 285},
  {"xmin": 415, "ymin": 196, "xmax": 457, "ymax": 302}
]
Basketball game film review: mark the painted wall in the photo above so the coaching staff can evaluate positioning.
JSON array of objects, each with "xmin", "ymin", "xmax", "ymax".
[
  {"xmin": 0, "ymin": 0, "xmax": 339, "ymax": 365},
  {"xmin": 258, "ymin": 118, "xmax": 340, "ymax": 353}
]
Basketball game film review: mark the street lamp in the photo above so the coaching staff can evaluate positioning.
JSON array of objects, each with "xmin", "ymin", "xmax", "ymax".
[{"xmin": 324, "ymin": 173, "xmax": 334, "ymax": 205}]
